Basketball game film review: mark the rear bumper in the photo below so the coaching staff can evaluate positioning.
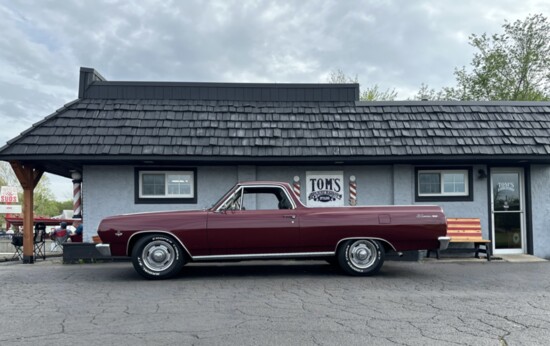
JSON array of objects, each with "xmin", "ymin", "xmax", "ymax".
[
  {"xmin": 95, "ymin": 243, "xmax": 111, "ymax": 257},
  {"xmin": 438, "ymin": 236, "xmax": 451, "ymax": 250}
]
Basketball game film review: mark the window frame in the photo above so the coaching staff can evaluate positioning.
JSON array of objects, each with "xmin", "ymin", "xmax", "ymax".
[
  {"xmin": 216, "ymin": 185, "xmax": 296, "ymax": 211},
  {"xmin": 134, "ymin": 167, "xmax": 197, "ymax": 204},
  {"xmin": 415, "ymin": 167, "xmax": 473, "ymax": 202}
]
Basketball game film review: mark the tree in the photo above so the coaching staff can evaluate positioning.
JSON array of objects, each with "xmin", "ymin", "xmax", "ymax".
[
  {"xmin": 0, "ymin": 162, "xmax": 62, "ymax": 219},
  {"xmin": 413, "ymin": 83, "xmax": 453, "ymax": 101},
  {"xmin": 328, "ymin": 69, "xmax": 397, "ymax": 101},
  {"xmin": 360, "ymin": 85, "xmax": 398, "ymax": 101},
  {"xmin": 0, "ymin": 161, "xmax": 18, "ymax": 188},
  {"xmin": 32, "ymin": 176, "xmax": 60, "ymax": 216},
  {"xmin": 418, "ymin": 14, "xmax": 550, "ymax": 101},
  {"xmin": 327, "ymin": 69, "xmax": 359, "ymax": 84}
]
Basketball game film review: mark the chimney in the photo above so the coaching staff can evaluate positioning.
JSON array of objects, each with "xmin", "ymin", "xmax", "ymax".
[{"xmin": 78, "ymin": 67, "xmax": 106, "ymax": 99}]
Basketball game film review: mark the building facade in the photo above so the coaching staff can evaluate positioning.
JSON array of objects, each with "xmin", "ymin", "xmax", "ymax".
[{"xmin": 2, "ymin": 67, "xmax": 550, "ymax": 258}]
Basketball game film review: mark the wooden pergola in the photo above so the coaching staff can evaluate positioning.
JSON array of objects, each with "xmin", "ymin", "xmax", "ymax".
[{"xmin": 9, "ymin": 161, "xmax": 44, "ymax": 263}]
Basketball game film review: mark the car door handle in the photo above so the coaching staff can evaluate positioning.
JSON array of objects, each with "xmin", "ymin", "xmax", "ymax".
[{"xmin": 283, "ymin": 215, "xmax": 296, "ymax": 219}]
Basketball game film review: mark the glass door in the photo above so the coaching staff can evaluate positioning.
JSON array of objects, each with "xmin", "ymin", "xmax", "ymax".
[{"xmin": 491, "ymin": 168, "xmax": 525, "ymax": 254}]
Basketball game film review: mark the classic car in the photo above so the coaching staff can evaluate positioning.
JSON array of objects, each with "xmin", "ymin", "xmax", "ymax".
[{"xmin": 97, "ymin": 181, "xmax": 450, "ymax": 279}]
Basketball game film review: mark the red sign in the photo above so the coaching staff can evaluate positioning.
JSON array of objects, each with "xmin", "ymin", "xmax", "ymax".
[{"xmin": 0, "ymin": 186, "xmax": 19, "ymax": 203}]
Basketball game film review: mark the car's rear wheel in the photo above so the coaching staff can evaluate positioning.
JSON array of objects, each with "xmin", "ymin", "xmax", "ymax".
[
  {"xmin": 132, "ymin": 234, "xmax": 186, "ymax": 279},
  {"xmin": 338, "ymin": 239, "xmax": 384, "ymax": 276}
]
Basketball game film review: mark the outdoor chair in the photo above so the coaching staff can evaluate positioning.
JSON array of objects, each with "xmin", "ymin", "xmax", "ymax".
[
  {"xmin": 33, "ymin": 222, "xmax": 46, "ymax": 260},
  {"xmin": 11, "ymin": 234, "xmax": 23, "ymax": 260},
  {"xmin": 51, "ymin": 230, "xmax": 70, "ymax": 252}
]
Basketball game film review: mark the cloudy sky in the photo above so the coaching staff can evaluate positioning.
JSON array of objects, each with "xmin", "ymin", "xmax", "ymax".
[{"xmin": 0, "ymin": 0, "xmax": 548, "ymax": 200}]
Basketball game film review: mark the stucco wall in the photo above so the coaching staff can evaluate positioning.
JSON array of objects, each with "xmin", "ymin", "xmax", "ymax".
[{"xmin": 529, "ymin": 165, "xmax": 550, "ymax": 258}]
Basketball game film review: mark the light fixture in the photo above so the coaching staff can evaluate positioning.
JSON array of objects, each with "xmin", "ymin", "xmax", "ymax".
[
  {"xmin": 71, "ymin": 171, "xmax": 82, "ymax": 180},
  {"xmin": 477, "ymin": 169, "xmax": 487, "ymax": 179}
]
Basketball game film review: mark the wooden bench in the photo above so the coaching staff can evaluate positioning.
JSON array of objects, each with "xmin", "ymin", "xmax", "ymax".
[{"xmin": 427, "ymin": 218, "xmax": 492, "ymax": 261}]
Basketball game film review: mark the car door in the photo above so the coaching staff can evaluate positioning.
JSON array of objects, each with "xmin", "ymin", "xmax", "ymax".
[{"xmin": 206, "ymin": 186, "xmax": 300, "ymax": 255}]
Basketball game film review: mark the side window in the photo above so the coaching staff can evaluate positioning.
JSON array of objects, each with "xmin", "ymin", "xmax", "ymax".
[
  {"xmin": 134, "ymin": 167, "xmax": 197, "ymax": 204},
  {"xmin": 415, "ymin": 167, "xmax": 473, "ymax": 202},
  {"xmin": 223, "ymin": 187, "xmax": 294, "ymax": 211},
  {"xmin": 243, "ymin": 192, "xmax": 279, "ymax": 210}
]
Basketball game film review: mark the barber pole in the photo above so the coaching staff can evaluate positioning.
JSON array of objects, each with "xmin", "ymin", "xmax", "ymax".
[
  {"xmin": 349, "ymin": 175, "xmax": 357, "ymax": 206},
  {"xmin": 73, "ymin": 183, "xmax": 81, "ymax": 216},
  {"xmin": 293, "ymin": 176, "xmax": 301, "ymax": 198},
  {"xmin": 71, "ymin": 171, "xmax": 82, "ymax": 218}
]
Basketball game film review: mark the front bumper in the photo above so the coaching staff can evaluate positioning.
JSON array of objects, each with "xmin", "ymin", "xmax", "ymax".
[
  {"xmin": 438, "ymin": 236, "xmax": 451, "ymax": 250},
  {"xmin": 95, "ymin": 243, "xmax": 111, "ymax": 257}
]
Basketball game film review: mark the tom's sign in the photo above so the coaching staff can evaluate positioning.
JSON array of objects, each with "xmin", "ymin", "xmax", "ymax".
[{"xmin": 306, "ymin": 171, "xmax": 343, "ymax": 207}]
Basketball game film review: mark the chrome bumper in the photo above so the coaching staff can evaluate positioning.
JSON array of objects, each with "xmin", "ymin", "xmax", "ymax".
[
  {"xmin": 438, "ymin": 236, "xmax": 451, "ymax": 250},
  {"xmin": 95, "ymin": 243, "xmax": 111, "ymax": 257}
]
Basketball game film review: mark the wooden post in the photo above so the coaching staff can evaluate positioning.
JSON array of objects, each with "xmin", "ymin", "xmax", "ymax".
[{"xmin": 10, "ymin": 161, "xmax": 43, "ymax": 264}]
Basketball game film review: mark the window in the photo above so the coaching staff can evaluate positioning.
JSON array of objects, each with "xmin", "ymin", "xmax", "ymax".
[
  {"xmin": 135, "ymin": 168, "xmax": 197, "ymax": 204},
  {"xmin": 415, "ymin": 167, "xmax": 473, "ymax": 202},
  {"xmin": 218, "ymin": 186, "xmax": 295, "ymax": 211}
]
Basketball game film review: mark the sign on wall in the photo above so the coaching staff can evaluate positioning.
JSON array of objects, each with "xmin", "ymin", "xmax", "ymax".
[
  {"xmin": 1, "ymin": 186, "xmax": 19, "ymax": 203},
  {"xmin": 306, "ymin": 171, "xmax": 344, "ymax": 207}
]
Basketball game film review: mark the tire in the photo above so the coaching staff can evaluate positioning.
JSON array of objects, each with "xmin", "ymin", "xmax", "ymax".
[
  {"xmin": 337, "ymin": 239, "xmax": 385, "ymax": 276},
  {"xmin": 325, "ymin": 257, "xmax": 339, "ymax": 266},
  {"xmin": 132, "ymin": 234, "xmax": 186, "ymax": 280}
]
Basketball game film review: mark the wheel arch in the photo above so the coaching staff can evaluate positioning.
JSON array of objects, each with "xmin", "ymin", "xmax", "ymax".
[
  {"xmin": 127, "ymin": 231, "xmax": 193, "ymax": 260},
  {"xmin": 335, "ymin": 237, "xmax": 396, "ymax": 254}
]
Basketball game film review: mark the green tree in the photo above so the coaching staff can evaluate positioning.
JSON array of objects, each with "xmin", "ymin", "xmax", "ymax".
[
  {"xmin": 328, "ymin": 69, "xmax": 397, "ymax": 101},
  {"xmin": 360, "ymin": 85, "xmax": 398, "ymax": 101},
  {"xmin": 0, "ymin": 162, "xmax": 62, "ymax": 218},
  {"xmin": 0, "ymin": 162, "xmax": 18, "ymax": 187},
  {"xmin": 55, "ymin": 200, "xmax": 74, "ymax": 215},
  {"xmin": 32, "ymin": 176, "xmax": 59, "ymax": 217},
  {"xmin": 418, "ymin": 14, "xmax": 550, "ymax": 101},
  {"xmin": 413, "ymin": 83, "xmax": 454, "ymax": 101}
]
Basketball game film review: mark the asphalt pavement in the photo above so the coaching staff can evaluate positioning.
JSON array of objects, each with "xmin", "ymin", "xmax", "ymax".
[{"xmin": 0, "ymin": 258, "xmax": 549, "ymax": 345}]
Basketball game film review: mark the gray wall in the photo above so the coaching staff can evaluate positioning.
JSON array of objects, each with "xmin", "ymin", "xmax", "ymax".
[
  {"xmin": 529, "ymin": 165, "xmax": 550, "ymax": 258},
  {"xmin": 82, "ymin": 163, "xmax": 550, "ymax": 259}
]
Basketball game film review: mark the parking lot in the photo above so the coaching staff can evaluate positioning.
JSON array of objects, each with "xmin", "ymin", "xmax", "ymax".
[{"xmin": 0, "ymin": 259, "xmax": 549, "ymax": 345}]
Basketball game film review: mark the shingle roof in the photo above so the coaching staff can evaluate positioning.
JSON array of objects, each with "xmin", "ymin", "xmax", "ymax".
[
  {"xmin": 2, "ymin": 98, "xmax": 550, "ymax": 160},
  {"xmin": 2, "ymin": 67, "xmax": 550, "ymax": 178}
]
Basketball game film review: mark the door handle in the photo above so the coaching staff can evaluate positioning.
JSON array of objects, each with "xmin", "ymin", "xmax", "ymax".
[{"xmin": 283, "ymin": 215, "xmax": 296, "ymax": 219}]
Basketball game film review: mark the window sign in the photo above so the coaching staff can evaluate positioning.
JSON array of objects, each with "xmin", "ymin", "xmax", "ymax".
[{"xmin": 306, "ymin": 171, "xmax": 344, "ymax": 207}]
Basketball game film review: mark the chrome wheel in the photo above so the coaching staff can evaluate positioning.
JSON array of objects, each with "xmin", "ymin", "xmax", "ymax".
[
  {"xmin": 142, "ymin": 239, "xmax": 176, "ymax": 272},
  {"xmin": 132, "ymin": 234, "xmax": 186, "ymax": 280},
  {"xmin": 348, "ymin": 240, "xmax": 377, "ymax": 269},
  {"xmin": 338, "ymin": 239, "xmax": 385, "ymax": 276}
]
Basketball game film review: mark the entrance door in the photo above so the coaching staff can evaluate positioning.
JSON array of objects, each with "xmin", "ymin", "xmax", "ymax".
[{"xmin": 491, "ymin": 168, "xmax": 526, "ymax": 254}]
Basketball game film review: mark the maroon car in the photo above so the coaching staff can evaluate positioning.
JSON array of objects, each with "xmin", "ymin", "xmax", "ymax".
[{"xmin": 97, "ymin": 181, "xmax": 449, "ymax": 279}]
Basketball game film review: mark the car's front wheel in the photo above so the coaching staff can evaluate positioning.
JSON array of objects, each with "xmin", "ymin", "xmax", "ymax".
[
  {"xmin": 132, "ymin": 234, "xmax": 186, "ymax": 279},
  {"xmin": 338, "ymin": 239, "xmax": 384, "ymax": 276}
]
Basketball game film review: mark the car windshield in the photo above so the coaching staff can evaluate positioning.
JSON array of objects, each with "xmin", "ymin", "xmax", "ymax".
[{"xmin": 210, "ymin": 185, "xmax": 238, "ymax": 210}]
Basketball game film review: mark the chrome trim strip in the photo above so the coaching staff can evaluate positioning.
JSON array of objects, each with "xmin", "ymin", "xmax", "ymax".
[
  {"xmin": 126, "ymin": 230, "xmax": 193, "ymax": 258},
  {"xmin": 192, "ymin": 251, "xmax": 334, "ymax": 261},
  {"xmin": 335, "ymin": 237, "xmax": 397, "ymax": 252}
]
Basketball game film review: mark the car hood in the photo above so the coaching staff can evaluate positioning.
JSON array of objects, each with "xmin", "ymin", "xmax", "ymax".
[{"xmin": 98, "ymin": 209, "xmax": 208, "ymax": 233}]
